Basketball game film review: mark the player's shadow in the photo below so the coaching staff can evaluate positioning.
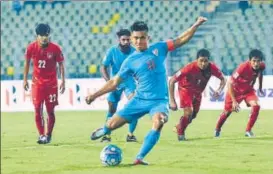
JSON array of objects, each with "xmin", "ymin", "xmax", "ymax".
[
  {"xmin": 186, "ymin": 136, "xmax": 214, "ymax": 141},
  {"xmin": 117, "ymin": 163, "xmax": 152, "ymax": 167}
]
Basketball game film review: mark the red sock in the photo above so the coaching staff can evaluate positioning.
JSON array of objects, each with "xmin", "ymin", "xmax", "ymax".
[
  {"xmin": 246, "ymin": 105, "xmax": 260, "ymax": 132},
  {"xmin": 35, "ymin": 105, "xmax": 44, "ymax": 135},
  {"xmin": 177, "ymin": 116, "xmax": 189, "ymax": 135},
  {"xmin": 46, "ymin": 105, "xmax": 56, "ymax": 136},
  {"xmin": 216, "ymin": 111, "xmax": 230, "ymax": 131}
]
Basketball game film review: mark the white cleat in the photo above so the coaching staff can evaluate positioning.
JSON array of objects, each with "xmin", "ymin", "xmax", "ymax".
[{"xmin": 245, "ymin": 131, "xmax": 255, "ymax": 137}]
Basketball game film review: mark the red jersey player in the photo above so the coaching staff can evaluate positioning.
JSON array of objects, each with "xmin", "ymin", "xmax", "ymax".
[
  {"xmin": 23, "ymin": 24, "xmax": 65, "ymax": 144},
  {"xmin": 215, "ymin": 49, "xmax": 265, "ymax": 137},
  {"xmin": 169, "ymin": 49, "xmax": 226, "ymax": 141}
]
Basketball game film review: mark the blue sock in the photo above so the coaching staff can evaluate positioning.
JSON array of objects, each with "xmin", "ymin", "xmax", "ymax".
[
  {"xmin": 136, "ymin": 130, "xmax": 160, "ymax": 160},
  {"xmin": 129, "ymin": 120, "xmax": 138, "ymax": 134},
  {"xmin": 103, "ymin": 125, "xmax": 111, "ymax": 135}
]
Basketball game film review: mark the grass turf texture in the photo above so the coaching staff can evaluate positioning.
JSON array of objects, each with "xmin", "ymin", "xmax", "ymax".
[{"xmin": 1, "ymin": 110, "xmax": 273, "ymax": 174}]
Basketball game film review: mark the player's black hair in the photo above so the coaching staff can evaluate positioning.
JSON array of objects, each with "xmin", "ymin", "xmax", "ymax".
[
  {"xmin": 35, "ymin": 23, "xmax": 50, "ymax": 36},
  {"xmin": 130, "ymin": 21, "xmax": 148, "ymax": 32},
  {"xmin": 249, "ymin": 49, "xmax": 263, "ymax": 60},
  {"xmin": 196, "ymin": 49, "xmax": 210, "ymax": 59},
  {"xmin": 116, "ymin": 29, "xmax": 131, "ymax": 37}
]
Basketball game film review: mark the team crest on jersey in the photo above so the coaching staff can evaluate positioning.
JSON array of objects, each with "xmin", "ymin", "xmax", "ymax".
[
  {"xmin": 47, "ymin": 52, "xmax": 53, "ymax": 59},
  {"xmin": 233, "ymin": 72, "xmax": 239, "ymax": 79},
  {"xmin": 152, "ymin": 49, "xmax": 158, "ymax": 56}
]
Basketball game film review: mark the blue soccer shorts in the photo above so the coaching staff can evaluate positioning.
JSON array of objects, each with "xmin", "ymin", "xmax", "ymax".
[{"xmin": 117, "ymin": 97, "xmax": 169, "ymax": 123}]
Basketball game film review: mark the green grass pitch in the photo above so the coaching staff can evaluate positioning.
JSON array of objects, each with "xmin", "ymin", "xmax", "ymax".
[{"xmin": 1, "ymin": 110, "xmax": 273, "ymax": 174}]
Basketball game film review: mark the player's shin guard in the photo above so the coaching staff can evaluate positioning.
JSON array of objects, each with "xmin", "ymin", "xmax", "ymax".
[
  {"xmin": 129, "ymin": 119, "xmax": 138, "ymax": 134},
  {"xmin": 34, "ymin": 106, "xmax": 45, "ymax": 135},
  {"xmin": 246, "ymin": 105, "xmax": 260, "ymax": 132},
  {"xmin": 46, "ymin": 105, "xmax": 55, "ymax": 136},
  {"xmin": 216, "ymin": 111, "xmax": 230, "ymax": 131},
  {"xmin": 136, "ymin": 130, "xmax": 160, "ymax": 160}
]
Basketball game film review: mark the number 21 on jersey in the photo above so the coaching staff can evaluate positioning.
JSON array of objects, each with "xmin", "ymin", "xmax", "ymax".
[{"xmin": 147, "ymin": 60, "xmax": 155, "ymax": 70}]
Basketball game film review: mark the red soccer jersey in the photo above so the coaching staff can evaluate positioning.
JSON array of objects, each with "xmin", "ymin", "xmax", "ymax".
[
  {"xmin": 230, "ymin": 61, "xmax": 265, "ymax": 94},
  {"xmin": 25, "ymin": 41, "xmax": 64, "ymax": 86},
  {"xmin": 174, "ymin": 61, "xmax": 224, "ymax": 94}
]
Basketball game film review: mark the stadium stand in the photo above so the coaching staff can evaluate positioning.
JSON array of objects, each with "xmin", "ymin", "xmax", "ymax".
[{"xmin": 1, "ymin": 1, "xmax": 272, "ymax": 80}]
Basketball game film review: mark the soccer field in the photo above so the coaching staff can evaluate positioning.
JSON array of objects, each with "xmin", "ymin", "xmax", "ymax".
[{"xmin": 1, "ymin": 110, "xmax": 273, "ymax": 174}]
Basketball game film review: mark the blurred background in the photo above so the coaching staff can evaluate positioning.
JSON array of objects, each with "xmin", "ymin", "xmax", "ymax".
[{"xmin": 1, "ymin": 0, "xmax": 273, "ymax": 80}]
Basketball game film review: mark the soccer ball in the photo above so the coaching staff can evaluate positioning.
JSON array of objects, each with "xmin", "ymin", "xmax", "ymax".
[{"xmin": 100, "ymin": 144, "xmax": 122, "ymax": 166}]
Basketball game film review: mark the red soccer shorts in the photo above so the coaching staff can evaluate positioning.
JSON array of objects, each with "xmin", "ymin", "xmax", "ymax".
[
  {"xmin": 178, "ymin": 88, "xmax": 202, "ymax": 112},
  {"xmin": 32, "ymin": 84, "xmax": 58, "ymax": 108},
  {"xmin": 224, "ymin": 90, "xmax": 258, "ymax": 112}
]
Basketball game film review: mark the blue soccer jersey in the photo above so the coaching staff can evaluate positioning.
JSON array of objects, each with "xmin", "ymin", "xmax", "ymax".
[
  {"xmin": 102, "ymin": 45, "xmax": 136, "ymax": 89},
  {"xmin": 117, "ymin": 41, "xmax": 174, "ymax": 100}
]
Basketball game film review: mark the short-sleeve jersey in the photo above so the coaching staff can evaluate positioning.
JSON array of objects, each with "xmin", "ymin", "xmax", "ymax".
[
  {"xmin": 102, "ymin": 45, "xmax": 135, "ymax": 88},
  {"xmin": 117, "ymin": 40, "xmax": 174, "ymax": 100},
  {"xmin": 25, "ymin": 41, "xmax": 64, "ymax": 86},
  {"xmin": 174, "ymin": 61, "xmax": 224, "ymax": 93},
  {"xmin": 230, "ymin": 61, "xmax": 265, "ymax": 94}
]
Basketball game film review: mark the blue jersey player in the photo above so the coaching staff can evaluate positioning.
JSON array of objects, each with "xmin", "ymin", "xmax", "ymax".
[
  {"xmin": 86, "ymin": 17, "xmax": 207, "ymax": 165},
  {"xmin": 100, "ymin": 29, "xmax": 138, "ymax": 142}
]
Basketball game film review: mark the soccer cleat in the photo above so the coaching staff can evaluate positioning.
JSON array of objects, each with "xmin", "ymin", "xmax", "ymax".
[
  {"xmin": 37, "ymin": 135, "xmax": 47, "ymax": 144},
  {"xmin": 174, "ymin": 125, "xmax": 186, "ymax": 141},
  {"xmin": 245, "ymin": 131, "xmax": 255, "ymax": 137},
  {"xmin": 133, "ymin": 159, "xmax": 149, "ymax": 165},
  {"xmin": 100, "ymin": 135, "xmax": 111, "ymax": 143},
  {"xmin": 44, "ymin": 135, "xmax": 52, "ymax": 144},
  {"xmin": 178, "ymin": 135, "xmax": 186, "ymax": 141},
  {"xmin": 215, "ymin": 130, "xmax": 221, "ymax": 137},
  {"xmin": 90, "ymin": 128, "xmax": 105, "ymax": 140},
  {"xmin": 126, "ymin": 135, "xmax": 137, "ymax": 142}
]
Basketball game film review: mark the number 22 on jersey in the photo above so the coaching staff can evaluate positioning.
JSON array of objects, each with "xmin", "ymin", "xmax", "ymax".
[
  {"xmin": 38, "ymin": 60, "xmax": 46, "ymax": 68},
  {"xmin": 49, "ymin": 94, "xmax": 56, "ymax": 103}
]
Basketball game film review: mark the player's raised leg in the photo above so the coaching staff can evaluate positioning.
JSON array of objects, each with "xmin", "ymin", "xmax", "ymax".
[{"xmin": 91, "ymin": 114, "xmax": 128, "ymax": 140}]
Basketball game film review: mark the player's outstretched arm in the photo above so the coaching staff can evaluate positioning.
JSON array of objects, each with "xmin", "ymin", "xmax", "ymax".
[
  {"xmin": 169, "ymin": 76, "xmax": 178, "ymax": 111},
  {"xmin": 23, "ymin": 59, "xmax": 30, "ymax": 91},
  {"xmin": 100, "ymin": 65, "xmax": 110, "ymax": 81},
  {"xmin": 58, "ymin": 62, "xmax": 65, "ymax": 94},
  {"xmin": 173, "ymin": 16, "xmax": 207, "ymax": 49},
  {"xmin": 86, "ymin": 76, "xmax": 122, "ymax": 105}
]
